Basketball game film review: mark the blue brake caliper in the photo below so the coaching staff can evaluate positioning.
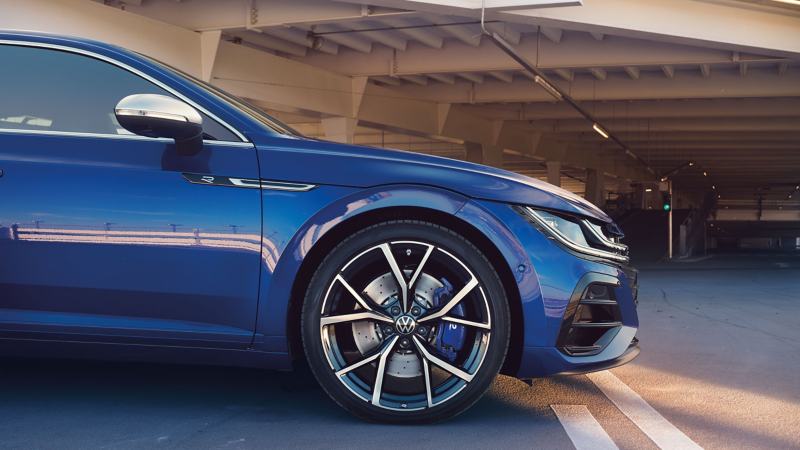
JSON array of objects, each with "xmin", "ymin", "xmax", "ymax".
[{"xmin": 433, "ymin": 278, "xmax": 466, "ymax": 362}]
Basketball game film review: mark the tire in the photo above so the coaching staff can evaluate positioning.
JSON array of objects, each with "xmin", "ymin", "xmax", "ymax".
[{"xmin": 301, "ymin": 220, "xmax": 510, "ymax": 424}]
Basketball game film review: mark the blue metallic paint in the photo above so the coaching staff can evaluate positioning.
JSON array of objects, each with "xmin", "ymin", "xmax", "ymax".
[
  {"xmin": 0, "ymin": 31, "xmax": 638, "ymax": 378},
  {"xmin": 243, "ymin": 132, "xmax": 612, "ymax": 223},
  {"xmin": 0, "ymin": 133, "xmax": 262, "ymax": 347}
]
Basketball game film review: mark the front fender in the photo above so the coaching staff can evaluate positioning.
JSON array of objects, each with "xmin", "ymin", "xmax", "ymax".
[
  {"xmin": 251, "ymin": 184, "xmax": 468, "ymax": 354},
  {"xmin": 455, "ymin": 201, "xmax": 547, "ymax": 349}
]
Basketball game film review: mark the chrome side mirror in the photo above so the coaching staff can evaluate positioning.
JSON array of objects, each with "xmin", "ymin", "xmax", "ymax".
[{"xmin": 115, "ymin": 94, "xmax": 204, "ymax": 156}]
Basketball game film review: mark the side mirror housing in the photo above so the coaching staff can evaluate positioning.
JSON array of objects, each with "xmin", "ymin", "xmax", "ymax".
[{"xmin": 115, "ymin": 94, "xmax": 204, "ymax": 156}]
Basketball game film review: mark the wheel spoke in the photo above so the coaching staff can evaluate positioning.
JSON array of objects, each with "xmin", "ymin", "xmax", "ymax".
[
  {"xmin": 412, "ymin": 335, "xmax": 475, "ymax": 382},
  {"xmin": 336, "ymin": 274, "xmax": 379, "ymax": 312},
  {"xmin": 320, "ymin": 311, "xmax": 393, "ymax": 328},
  {"xmin": 422, "ymin": 356, "xmax": 434, "ymax": 408},
  {"xmin": 407, "ymin": 243, "xmax": 434, "ymax": 290},
  {"xmin": 418, "ymin": 277, "xmax": 479, "ymax": 323},
  {"xmin": 336, "ymin": 336, "xmax": 398, "ymax": 377},
  {"xmin": 380, "ymin": 243, "xmax": 409, "ymax": 313},
  {"xmin": 441, "ymin": 316, "xmax": 491, "ymax": 330},
  {"xmin": 371, "ymin": 335, "xmax": 399, "ymax": 406}
]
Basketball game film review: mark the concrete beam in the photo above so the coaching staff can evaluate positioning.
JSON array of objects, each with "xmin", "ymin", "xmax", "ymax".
[
  {"xmin": 116, "ymin": 0, "xmax": 419, "ymax": 30},
  {"xmin": 345, "ymin": 21, "xmax": 408, "ymax": 51},
  {"xmin": 525, "ymin": 117, "xmax": 800, "ymax": 133},
  {"xmin": 423, "ymin": 15, "xmax": 482, "ymax": 47},
  {"xmin": 224, "ymin": 30, "xmax": 307, "ymax": 57},
  {"xmin": 459, "ymin": 98, "xmax": 800, "ymax": 120},
  {"xmin": 391, "ymin": 67, "xmax": 800, "ymax": 103},
  {"xmin": 321, "ymin": 117, "xmax": 358, "ymax": 144},
  {"xmin": 288, "ymin": 31, "xmax": 790, "ymax": 78},
  {"xmin": 585, "ymin": 168, "xmax": 605, "ymax": 207},
  {"xmin": 200, "ymin": 31, "xmax": 222, "ymax": 82},
  {"xmin": 546, "ymin": 160, "xmax": 562, "ymax": 187},
  {"xmin": 377, "ymin": 17, "xmax": 443, "ymax": 49},
  {"xmin": 499, "ymin": 0, "xmax": 800, "ymax": 59},
  {"xmin": 1, "ymin": 0, "xmax": 204, "ymax": 77}
]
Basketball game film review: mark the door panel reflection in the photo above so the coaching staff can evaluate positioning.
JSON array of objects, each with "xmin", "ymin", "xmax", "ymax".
[{"xmin": 0, "ymin": 133, "xmax": 261, "ymax": 347}]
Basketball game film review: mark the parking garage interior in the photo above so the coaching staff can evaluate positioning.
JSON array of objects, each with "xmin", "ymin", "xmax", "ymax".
[{"xmin": 1, "ymin": 0, "xmax": 799, "ymax": 448}]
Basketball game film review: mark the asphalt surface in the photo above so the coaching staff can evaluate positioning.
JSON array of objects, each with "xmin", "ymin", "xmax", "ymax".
[{"xmin": 1, "ymin": 252, "xmax": 798, "ymax": 449}]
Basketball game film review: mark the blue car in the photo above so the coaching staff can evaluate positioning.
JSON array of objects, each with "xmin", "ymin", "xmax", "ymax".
[{"xmin": 0, "ymin": 31, "xmax": 639, "ymax": 424}]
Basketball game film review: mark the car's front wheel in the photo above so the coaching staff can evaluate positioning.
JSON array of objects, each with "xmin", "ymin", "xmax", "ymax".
[{"xmin": 302, "ymin": 221, "xmax": 510, "ymax": 424}]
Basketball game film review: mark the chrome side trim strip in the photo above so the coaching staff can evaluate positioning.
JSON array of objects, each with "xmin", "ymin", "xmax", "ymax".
[
  {"xmin": 0, "ymin": 39, "xmax": 249, "ymax": 143},
  {"xmin": 0, "ymin": 128, "xmax": 171, "ymax": 142},
  {"xmin": 523, "ymin": 207, "xmax": 630, "ymax": 264},
  {"xmin": 0, "ymin": 128, "xmax": 253, "ymax": 147},
  {"xmin": 260, "ymin": 180, "xmax": 318, "ymax": 192},
  {"xmin": 182, "ymin": 173, "xmax": 318, "ymax": 191}
]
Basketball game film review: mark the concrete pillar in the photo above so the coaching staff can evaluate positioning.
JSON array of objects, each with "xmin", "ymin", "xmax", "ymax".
[
  {"xmin": 546, "ymin": 161, "xmax": 561, "ymax": 187},
  {"xmin": 585, "ymin": 168, "xmax": 605, "ymax": 207},
  {"xmin": 464, "ymin": 142, "xmax": 483, "ymax": 164},
  {"xmin": 321, "ymin": 117, "xmax": 357, "ymax": 144},
  {"xmin": 634, "ymin": 184, "xmax": 645, "ymax": 209},
  {"xmin": 617, "ymin": 179, "xmax": 628, "ymax": 198},
  {"xmin": 464, "ymin": 143, "xmax": 503, "ymax": 169}
]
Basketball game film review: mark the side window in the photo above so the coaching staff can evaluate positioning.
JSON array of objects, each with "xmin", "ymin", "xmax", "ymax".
[{"xmin": 0, "ymin": 44, "xmax": 239, "ymax": 141}]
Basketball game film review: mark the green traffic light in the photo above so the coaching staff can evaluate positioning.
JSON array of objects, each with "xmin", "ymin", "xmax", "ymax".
[{"xmin": 663, "ymin": 204, "xmax": 671, "ymax": 211}]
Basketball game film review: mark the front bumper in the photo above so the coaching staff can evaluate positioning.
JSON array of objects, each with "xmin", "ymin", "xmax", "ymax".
[{"xmin": 557, "ymin": 339, "xmax": 640, "ymax": 376}]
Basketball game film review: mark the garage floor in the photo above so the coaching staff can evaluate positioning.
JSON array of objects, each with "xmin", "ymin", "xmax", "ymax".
[{"xmin": 1, "ymin": 253, "xmax": 798, "ymax": 450}]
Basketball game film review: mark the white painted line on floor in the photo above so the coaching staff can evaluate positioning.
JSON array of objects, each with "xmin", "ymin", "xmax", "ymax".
[
  {"xmin": 551, "ymin": 405, "xmax": 619, "ymax": 450},
  {"xmin": 587, "ymin": 370, "xmax": 704, "ymax": 450}
]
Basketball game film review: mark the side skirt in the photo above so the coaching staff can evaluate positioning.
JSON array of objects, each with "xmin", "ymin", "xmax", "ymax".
[{"xmin": 0, "ymin": 337, "xmax": 292, "ymax": 370}]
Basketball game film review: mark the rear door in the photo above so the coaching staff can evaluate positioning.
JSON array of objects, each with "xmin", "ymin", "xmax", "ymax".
[{"xmin": 0, "ymin": 43, "xmax": 262, "ymax": 348}]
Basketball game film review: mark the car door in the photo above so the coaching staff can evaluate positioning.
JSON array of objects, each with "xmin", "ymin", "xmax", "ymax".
[{"xmin": 0, "ymin": 43, "xmax": 262, "ymax": 349}]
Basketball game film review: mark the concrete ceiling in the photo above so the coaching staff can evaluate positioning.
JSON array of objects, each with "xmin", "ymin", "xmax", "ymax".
[{"xmin": 54, "ymin": 0, "xmax": 800, "ymax": 206}]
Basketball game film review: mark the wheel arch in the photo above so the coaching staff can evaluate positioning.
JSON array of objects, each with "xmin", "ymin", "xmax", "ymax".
[{"xmin": 280, "ymin": 192, "xmax": 524, "ymax": 378}]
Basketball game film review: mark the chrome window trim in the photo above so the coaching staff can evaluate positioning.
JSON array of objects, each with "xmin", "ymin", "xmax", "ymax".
[
  {"xmin": 0, "ymin": 39, "xmax": 249, "ymax": 143},
  {"xmin": 0, "ymin": 128, "xmax": 253, "ymax": 147},
  {"xmin": 523, "ymin": 207, "xmax": 630, "ymax": 264}
]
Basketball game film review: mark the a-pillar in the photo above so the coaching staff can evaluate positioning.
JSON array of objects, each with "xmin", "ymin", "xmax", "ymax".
[
  {"xmin": 546, "ymin": 161, "xmax": 561, "ymax": 187},
  {"xmin": 585, "ymin": 168, "xmax": 605, "ymax": 207},
  {"xmin": 321, "ymin": 117, "xmax": 357, "ymax": 144},
  {"xmin": 464, "ymin": 143, "xmax": 503, "ymax": 169}
]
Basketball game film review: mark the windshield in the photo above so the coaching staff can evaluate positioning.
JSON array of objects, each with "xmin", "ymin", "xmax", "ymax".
[{"xmin": 131, "ymin": 49, "xmax": 305, "ymax": 137}]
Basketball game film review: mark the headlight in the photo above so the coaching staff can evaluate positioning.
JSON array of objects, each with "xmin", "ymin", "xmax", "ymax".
[
  {"xmin": 534, "ymin": 210, "xmax": 589, "ymax": 247},
  {"xmin": 520, "ymin": 207, "xmax": 629, "ymax": 264}
]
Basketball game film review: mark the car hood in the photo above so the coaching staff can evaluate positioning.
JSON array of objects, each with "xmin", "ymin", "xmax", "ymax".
[{"xmin": 252, "ymin": 134, "xmax": 613, "ymax": 223}]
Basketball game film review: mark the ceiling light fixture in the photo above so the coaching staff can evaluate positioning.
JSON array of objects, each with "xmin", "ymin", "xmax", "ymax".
[
  {"xmin": 592, "ymin": 123, "xmax": 609, "ymax": 139},
  {"xmin": 646, "ymin": 188, "xmax": 652, "ymax": 192},
  {"xmin": 533, "ymin": 76, "xmax": 563, "ymax": 100}
]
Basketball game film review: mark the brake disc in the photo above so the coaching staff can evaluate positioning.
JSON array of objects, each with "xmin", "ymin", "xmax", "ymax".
[{"xmin": 352, "ymin": 271, "xmax": 443, "ymax": 378}]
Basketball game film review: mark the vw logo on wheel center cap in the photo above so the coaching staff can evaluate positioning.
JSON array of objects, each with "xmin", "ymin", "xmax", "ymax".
[{"xmin": 395, "ymin": 315, "xmax": 416, "ymax": 335}]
